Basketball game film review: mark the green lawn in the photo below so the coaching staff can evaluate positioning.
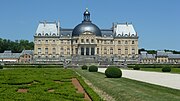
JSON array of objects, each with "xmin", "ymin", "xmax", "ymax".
[
  {"xmin": 0, "ymin": 68, "xmax": 100, "ymax": 101},
  {"xmin": 75, "ymin": 69, "xmax": 180, "ymax": 101},
  {"xmin": 140, "ymin": 68, "xmax": 180, "ymax": 74}
]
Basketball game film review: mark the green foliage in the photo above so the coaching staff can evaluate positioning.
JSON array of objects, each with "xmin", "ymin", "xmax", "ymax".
[
  {"xmin": 0, "ymin": 68, "xmax": 98, "ymax": 100},
  {"xmin": 77, "ymin": 76, "xmax": 102, "ymax": 101},
  {"xmin": 133, "ymin": 66, "xmax": 140, "ymax": 70},
  {"xmin": 105, "ymin": 66, "xmax": 122, "ymax": 78},
  {"xmin": 88, "ymin": 65, "xmax": 98, "ymax": 72},
  {"xmin": 162, "ymin": 67, "xmax": 171, "ymax": 72},
  {"xmin": 0, "ymin": 38, "xmax": 34, "ymax": 53},
  {"xmin": 81, "ymin": 65, "xmax": 88, "ymax": 70},
  {"xmin": 37, "ymin": 65, "xmax": 42, "ymax": 68},
  {"xmin": 3, "ymin": 65, "xmax": 64, "ymax": 68},
  {"xmin": 128, "ymin": 64, "xmax": 180, "ymax": 68},
  {"xmin": 0, "ymin": 65, "xmax": 3, "ymax": 69}
]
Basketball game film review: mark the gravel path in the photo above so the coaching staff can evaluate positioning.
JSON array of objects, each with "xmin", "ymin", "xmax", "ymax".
[{"xmin": 98, "ymin": 68, "xmax": 180, "ymax": 90}]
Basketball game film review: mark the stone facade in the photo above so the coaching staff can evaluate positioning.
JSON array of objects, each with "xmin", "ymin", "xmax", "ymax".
[
  {"xmin": 33, "ymin": 9, "xmax": 139, "ymax": 64},
  {"xmin": 139, "ymin": 51, "xmax": 180, "ymax": 64}
]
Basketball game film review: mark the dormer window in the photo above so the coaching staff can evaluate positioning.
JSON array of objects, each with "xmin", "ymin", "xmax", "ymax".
[
  {"xmin": 52, "ymin": 33, "xmax": 56, "ymax": 36},
  {"xmin": 125, "ymin": 34, "xmax": 128, "ymax": 37},
  {"xmin": 45, "ymin": 33, "xmax": 48, "ymax": 36},
  {"xmin": 38, "ymin": 33, "xmax": 41, "ymax": 36}
]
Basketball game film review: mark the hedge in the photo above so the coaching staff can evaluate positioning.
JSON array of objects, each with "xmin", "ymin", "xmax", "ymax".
[
  {"xmin": 105, "ymin": 66, "xmax": 122, "ymax": 78},
  {"xmin": 88, "ymin": 65, "xmax": 98, "ymax": 72},
  {"xmin": 162, "ymin": 67, "xmax": 171, "ymax": 72},
  {"xmin": 81, "ymin": 65, "xmax": 88, "ymax": 70}
]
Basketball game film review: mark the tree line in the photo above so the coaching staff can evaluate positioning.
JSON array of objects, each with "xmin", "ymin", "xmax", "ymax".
[{"xmin": 0, "ymin": 38, "xmax": 34, "ymax": 53}]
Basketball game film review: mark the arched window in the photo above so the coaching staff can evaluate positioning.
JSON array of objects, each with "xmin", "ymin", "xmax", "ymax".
[
  {"xmin": 45, "ymin": 33, "xmax": 48, "ymax": 36},
  {"xmin": 38, "ymin": 33, "xmax": 41, "ymax": 36}
]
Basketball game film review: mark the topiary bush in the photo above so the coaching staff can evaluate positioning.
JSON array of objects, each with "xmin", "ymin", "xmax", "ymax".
[
  {"xmin": 105, "ymin": 66, "xmax": 122, "ymax": 78},
  {"xmin": 0, "ymin": 65, "xmax": 3, "ymax": 69},
  {"xmin": 133, "ymin": 66, "xmax": 140, "ymax": 70},
  {"xmin": 162, "ymin": 67, "xmax": 171, "ymax": 72},
  {"xmin": 37, "ymin": 65, "xmax": 42, "ymax": 68},
  {"xmin": 81, "ymin": 65, "xmax": 88, "ymax": 70},
  {"xmin": 88, "ymin": 65, "xmax": 98, "ymax": 72}
]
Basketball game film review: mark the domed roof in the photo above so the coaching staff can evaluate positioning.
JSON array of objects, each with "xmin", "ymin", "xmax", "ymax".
[
  {"xmin": 72, "ymin": 21, "xmax": 101, "ymax": 36},
  {"xmin": 72, "ymin": 9, "xmax": 102, "ymax": 36}
]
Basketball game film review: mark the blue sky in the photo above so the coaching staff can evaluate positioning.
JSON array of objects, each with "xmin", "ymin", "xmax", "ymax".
[{"xmin": 0, "ymin": 0, "xmax": 179, "ymax": 50}]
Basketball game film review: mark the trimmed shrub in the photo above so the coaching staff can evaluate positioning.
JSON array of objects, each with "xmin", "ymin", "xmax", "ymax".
[
  {"xmin": 133, "ymin": 66, "xmax": 140, "ymax": 70},
  {"xmin": 37, "ymin": 65, "xmax": 42, "ymax": 68},
  {"xmin": 0, "ymin": 65, "xmax": 3, "ymax": 69},
  {"xmin": 162, "ymin": 67, "xmax": 171, "ymax": 72},
  {"xmin": 81, "ymin": 65, "xmax": 88, "ymax": 70},
  {"xmin": 88, "ymin": 65, "xmax": 98, "ymax": 72},
  {"xmin": 105, "ymin": 66, "xmax": 122, "ymax": 78}
]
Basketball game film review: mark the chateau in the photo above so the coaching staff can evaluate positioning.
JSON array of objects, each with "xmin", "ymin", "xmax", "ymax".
[{"xmin": 33, "ymin": 9, "xmax": 139, "ymax": 64}]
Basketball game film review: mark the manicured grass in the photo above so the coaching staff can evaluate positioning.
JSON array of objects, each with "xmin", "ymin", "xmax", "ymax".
[
  {"xmin": 75, "ymin": 69, "xmax": 180, "ymax": 101},
  {"xmin": 0, "ymin": 68, "xmax": 100, "ymax": 100},
  {"xmin": 140, "ymin": 68, "xmax": 180, "ymax": 74}
]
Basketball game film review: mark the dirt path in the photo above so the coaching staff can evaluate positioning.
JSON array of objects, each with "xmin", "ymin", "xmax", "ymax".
[
  {"xmin": 72, "ymin": 78, "xmax": 91, "ymax": 101},
  {"xmin": 75, "ymin": 71, "xmax": 115, "ymax": 101}
]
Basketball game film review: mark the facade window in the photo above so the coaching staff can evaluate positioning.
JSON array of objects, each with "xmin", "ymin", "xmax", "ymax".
[
  {"xmin": 75, "ymin": 48, "xmax": 78, "ymax": 54},
  {"xmin": 132, "ymin": 40, "xmax": 135, "ymax": 44},
  {"xmin": 38, "ymin": 48, "xmax": 41, "ymax": 54},
  {"xmin": 86, "ymin": 39, "xmax": 89, "ymax": 43},
  {"xmin": 132, "ymin": 48, "xmax": 135, "ymax": 54},
  {"xmin": 125, "ymin": 48, "xmax": 128, "ymax": 54},
  {"xmin": 52, "ymin": 48, "xmax": 56, "ymax": 54},
  {"xmin": 45, "ymin": 48, "xmax": 48, "ymax": 54},
  {"xmin": 118, "ymin": 40, "xmax": 121, "ymax": 44},
  {"xmin": 81, "ymin": 39, "xmax": 84, "ymax": 43},
  {"xmin": 52, "ymin": 40, "xmax": 55, "ymax": 44},
  {"xmin": 45, "ymin": 40, "xmax": 48, "ymax": 44},
  {"xmin": 67, "ymin": 40, "xmax": 70, "ymax": 44},
  {"xmin": 118, "ymin": 48, "xmax": 121, "ymax": 54},
  {"xmin": 76, "ymin": 40, "xmax": 78, "ymax": 43},
  {"xmin": 110, "ymin": 40, "xmax": 113, "ymax": 44},
  {"xmin": 125, "ymin": 40, "xmax": 128, "ymax": 44},
  {"xmin": 67, "ymin": 48, "xmax": 70, "ymax": 55},
  {"xmin": 97, "ymin": 48, "xmax": 99, "ymax": 54},
  {"xmin": 38, "ymin": 40, "xmax": 41, "ymax": 44},
  {"xmin": 104, "ymin": 47, "xmax": 107, "ymax": 54},
  {"xmin": 91, "ymin": 39, "xmax": 94, "ymax": 43},
  {"xmin": 61, "ymin": 40, "xmax": 63, "ymax": 44},
  {"xmin": 104, "ymin": 40, "xmax": 107, "ymax": 44},
  {"xmin": 97, "ymin": 40, "xmax": 99, "ymax": 43},
  {"xmin": 110, "ymin": 47, "xmax": 113, "ymax": 54},
  {"xmin": 60, "ymin": 47, "xmax": 64, "ymax": 55}
]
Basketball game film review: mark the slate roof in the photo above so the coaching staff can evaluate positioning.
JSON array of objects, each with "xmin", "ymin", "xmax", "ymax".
[
  {"xmin": 140, "ymin": 51, "xmax": 180, "ymax": 59},
  {"xmin": 0, "ymin": 50, "xmax": 33, "ymax": 59},
  {"xmin": 0, "ymin": 50, "xmax": 21, "ymax": 59}
]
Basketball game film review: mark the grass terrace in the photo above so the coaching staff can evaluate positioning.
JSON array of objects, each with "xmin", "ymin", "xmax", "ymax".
[{"xmin": 75, "ymin": 69, "xmax": 180, "ymax": 101}]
